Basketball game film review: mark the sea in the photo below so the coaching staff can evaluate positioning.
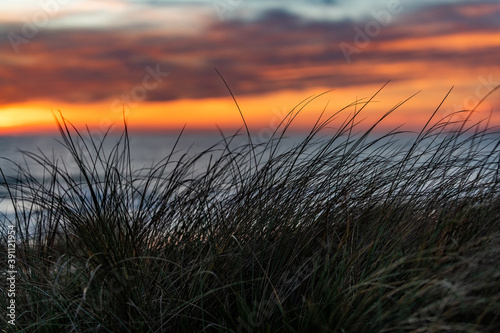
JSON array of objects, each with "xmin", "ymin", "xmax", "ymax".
[
  {"xmin": 0, "ymin": 130, "xmax": 307, "ymax": 221},
  {"xmin": 1, "ymin": 129, "xmax": 498, "ymax": 225}
]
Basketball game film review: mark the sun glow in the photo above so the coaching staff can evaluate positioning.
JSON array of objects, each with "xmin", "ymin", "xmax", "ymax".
[{"xmin": 3, "ymin": 81, "xmax": 492, "ymax": 136}]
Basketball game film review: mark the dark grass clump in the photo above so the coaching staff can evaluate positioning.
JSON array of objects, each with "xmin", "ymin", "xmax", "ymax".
[{"xmin": 1, "ymin": 87, "xmax": 500, "ymax": 332}]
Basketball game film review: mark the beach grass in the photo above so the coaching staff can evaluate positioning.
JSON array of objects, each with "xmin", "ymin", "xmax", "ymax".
[{"xmin": 1, "ymin": 87, "xmax": 500, "ymax": 332}]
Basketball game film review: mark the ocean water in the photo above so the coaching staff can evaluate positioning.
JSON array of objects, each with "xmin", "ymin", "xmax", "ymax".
[
  {"xmin": 0, "ymin": 133, "xmax": 200, "ymax": 214},
  {"xmin": 0, "ymin": 130, "xmax": 331, "ymax": 182},
  {"xmin": 0, "ymin": 131, "xmax": 304, "ymax": 220},
  {"xmin": 1, "ymin": 130, "xmax": 498, "ymax": 224}
]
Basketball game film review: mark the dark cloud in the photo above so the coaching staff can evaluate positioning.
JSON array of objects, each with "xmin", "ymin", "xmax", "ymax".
[{"xmin": 0, "ymin": 1, "xmax": 499, "ymax": 105}]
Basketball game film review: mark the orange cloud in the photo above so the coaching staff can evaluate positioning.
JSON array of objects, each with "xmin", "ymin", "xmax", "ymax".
[{"xmin": 1, "ymin": 1, "xmax": 499, "ymax": 134}]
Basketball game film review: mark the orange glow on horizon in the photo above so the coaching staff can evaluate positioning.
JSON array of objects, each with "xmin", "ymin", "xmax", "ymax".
[
  {"xmin": 2, "ymin": 82, "xmax": 498, "ymax": 136},
  {"xmin": 2, "ymin": 1, "xmax": 499, "ymax": 137}
]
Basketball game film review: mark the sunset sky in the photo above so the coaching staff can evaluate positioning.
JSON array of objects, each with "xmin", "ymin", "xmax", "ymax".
[{"xmin": 1, "ymin": 0, "xmax": 499, "ymax": 135}]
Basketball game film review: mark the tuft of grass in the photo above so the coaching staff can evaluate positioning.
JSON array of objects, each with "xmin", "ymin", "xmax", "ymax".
[{"xmin": 1, "ymin": 86, "xmax": 500, "ymax": 332}]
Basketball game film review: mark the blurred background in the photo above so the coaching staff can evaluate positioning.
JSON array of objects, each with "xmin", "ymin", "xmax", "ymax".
[{"xmin": 0, "ymin": 0, "xmax": 499, "ymax": 135}]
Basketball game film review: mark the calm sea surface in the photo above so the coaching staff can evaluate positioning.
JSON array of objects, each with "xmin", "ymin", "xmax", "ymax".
[
  {"xmin": 1, "ymin": 131, "xmax": 497, "ymax": 221},
  {"xmin": 0, "ymin": 131, "xmax": 303, "ymax": 219}
]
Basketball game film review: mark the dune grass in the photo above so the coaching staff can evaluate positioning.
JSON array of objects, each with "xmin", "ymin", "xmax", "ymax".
[{"xmin": 1, "ymin": 87, "xmax": 500, "ymax": 332}]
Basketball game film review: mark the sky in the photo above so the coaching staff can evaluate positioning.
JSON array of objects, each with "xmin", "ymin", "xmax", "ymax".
[{"xmin": 0, "ymin": 0, "xmax": 499, "ymax": 135}]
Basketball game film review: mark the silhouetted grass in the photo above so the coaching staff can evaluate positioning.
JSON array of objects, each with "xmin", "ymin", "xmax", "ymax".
[{"xmin": 1, "ymin": 87, "xmax": 500, "ymax": 332}]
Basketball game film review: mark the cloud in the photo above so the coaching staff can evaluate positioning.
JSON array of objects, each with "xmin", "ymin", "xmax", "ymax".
[{"xmin": 0, "ymin": 1, "xmax": 499, "ymax": 106}]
